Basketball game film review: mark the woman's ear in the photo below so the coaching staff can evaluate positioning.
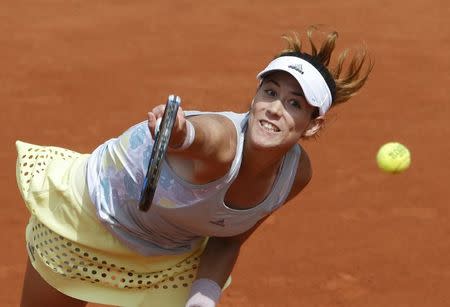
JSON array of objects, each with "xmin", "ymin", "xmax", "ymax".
[{"xmin": 303, "ymin": 116, "xmax": 325, "ymax": 137}]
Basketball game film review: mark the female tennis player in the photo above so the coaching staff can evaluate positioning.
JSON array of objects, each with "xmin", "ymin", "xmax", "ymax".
[{"xmin": 17, "ymin": 25, "xmax": 373, "ymax": 307}]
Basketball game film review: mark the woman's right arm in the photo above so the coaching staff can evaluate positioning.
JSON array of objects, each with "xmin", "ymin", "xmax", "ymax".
[{"xmin": 147, "ymin": 105, "xmax": 238, "ymax": 182}]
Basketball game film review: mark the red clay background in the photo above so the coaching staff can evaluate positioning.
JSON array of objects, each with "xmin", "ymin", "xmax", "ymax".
[{"xmin": 1, "ymin": 1, "xmax": 449, "ymax": 306}]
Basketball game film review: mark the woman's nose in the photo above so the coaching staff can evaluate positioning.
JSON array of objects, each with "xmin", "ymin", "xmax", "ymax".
[{"xmin": 267, "ymin": 99, "xmax": 284, "ymax": 116}]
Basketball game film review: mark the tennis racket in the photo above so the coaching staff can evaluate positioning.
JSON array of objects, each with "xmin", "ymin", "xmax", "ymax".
[{"xmin": 138, "ymin": 94, "xmax": 181, "ymax": 212}]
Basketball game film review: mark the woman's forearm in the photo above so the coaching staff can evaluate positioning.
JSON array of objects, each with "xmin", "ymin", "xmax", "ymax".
[{"xmin": 196, "ymin": 237, "xmax": 241, "ymax": 288}]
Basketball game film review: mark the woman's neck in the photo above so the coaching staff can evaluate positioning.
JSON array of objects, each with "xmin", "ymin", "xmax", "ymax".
[{"xmin": 239, "ymin": 138, "xmax": 286, "ymax": 178}]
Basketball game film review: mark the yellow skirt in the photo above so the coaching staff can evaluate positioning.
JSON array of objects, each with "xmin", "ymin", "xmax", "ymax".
[{"xmin": 16, "ymin": 141, "xmax": 229, "ymax": 306}]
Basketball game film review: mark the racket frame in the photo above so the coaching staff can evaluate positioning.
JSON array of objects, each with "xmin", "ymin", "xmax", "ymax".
[{"xmin": 138, "ymin": 94, "xmax": 181, "ymax": 211}]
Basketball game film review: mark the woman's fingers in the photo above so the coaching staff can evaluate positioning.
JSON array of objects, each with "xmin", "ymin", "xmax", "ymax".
[
  {"xmin": 174, "ymin": 106, "xmax": 186, "ymax": 132},
  {"xmin": 147, "ymin": 104, "xmax": 187, "ymax": 148},
  {"xmin": 147, "ymin": 111, "xmax": 157, "ymax": 139}
]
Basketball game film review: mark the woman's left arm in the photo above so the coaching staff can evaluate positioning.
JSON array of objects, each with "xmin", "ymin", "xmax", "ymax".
[
  {"xmin": 185, "ymin": 217, "xmax": 268, "ymax": 307},
  {"xmin": 186, "ymin": 148, "xmax": 313, "ymax": 306}
]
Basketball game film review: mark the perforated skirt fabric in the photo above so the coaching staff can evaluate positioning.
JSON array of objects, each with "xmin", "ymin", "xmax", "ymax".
[{"xmin": 15, "ymin": 141, "xmax": 225, "ymax": 307}]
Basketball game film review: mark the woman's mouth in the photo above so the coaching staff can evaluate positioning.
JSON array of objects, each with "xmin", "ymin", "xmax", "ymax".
[{"xmin": 259, "ymin": 120, "xmax": 280, "ymax": 132}]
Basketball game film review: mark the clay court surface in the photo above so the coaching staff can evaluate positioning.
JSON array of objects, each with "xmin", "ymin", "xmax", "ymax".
[{"xmin": 1, "ymin": 1, "xmax": 449, "ymax": 306}]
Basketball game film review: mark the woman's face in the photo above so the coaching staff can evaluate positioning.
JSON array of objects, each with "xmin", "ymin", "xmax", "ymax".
[{"xmin": 247, "ymin": 71, "xmax": 320, "ymax": 152}]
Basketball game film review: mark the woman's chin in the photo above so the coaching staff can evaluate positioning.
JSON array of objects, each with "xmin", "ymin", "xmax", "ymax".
[
  {"xmin": 245, "ymin": 129, "xmax": 289, "ymax": 152},
  {"xmin": 247, "ymin": 138, "xmax": 282, "ymax": 151}
]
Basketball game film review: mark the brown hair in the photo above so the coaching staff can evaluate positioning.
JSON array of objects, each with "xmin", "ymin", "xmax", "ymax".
[{"xmin": 277, "ymin": 25, "xmax": 374, "ymax": 108}]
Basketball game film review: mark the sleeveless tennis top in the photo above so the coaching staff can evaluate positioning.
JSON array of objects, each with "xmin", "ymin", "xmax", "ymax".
[{"xmin": 86, "ymin": 111, "xmax": 301, "ymax": 256}]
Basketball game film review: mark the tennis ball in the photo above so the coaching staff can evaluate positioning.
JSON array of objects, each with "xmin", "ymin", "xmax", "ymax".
[{"xmin": 376, "ymin": 142, "xmax": 411, "ymax": 173}]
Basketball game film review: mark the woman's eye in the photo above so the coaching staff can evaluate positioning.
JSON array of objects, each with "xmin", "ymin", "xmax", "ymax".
[
  {"xmin": 288, "ymin": 99, "xmax": 301, "ymax": 108},
  {"xmin": 265, "ymin": 89, "xmax": 277, "ymax": 97}
]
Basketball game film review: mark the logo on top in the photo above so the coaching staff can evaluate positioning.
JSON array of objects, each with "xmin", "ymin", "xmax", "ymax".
[
  {"xmin": 288, "ymin": 64, "xmax": 304, "ymax": 74},
  {"xmin": 209, "ymin": 219, "xmax": 225, "ymax": 227}
]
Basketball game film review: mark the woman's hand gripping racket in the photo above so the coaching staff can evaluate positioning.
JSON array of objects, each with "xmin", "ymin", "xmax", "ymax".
[{"xmin": 138, "ymin": 95, "xmax": 181, "ymax": 212}]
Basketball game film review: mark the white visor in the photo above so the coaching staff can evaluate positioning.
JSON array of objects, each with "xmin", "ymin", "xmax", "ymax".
[{"xmin": 256, "ymin": 56, "xmax": 332, "ymax": 115}]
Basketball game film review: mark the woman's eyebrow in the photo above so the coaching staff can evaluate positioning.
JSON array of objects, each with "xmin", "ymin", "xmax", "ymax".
[
  {"xmin": 265, "ymin": 78, "xmax": 304, "ymax": 97},
  {"xmin": 264, "ymin": 79, "xmax": 280, "ymax": 87},
  {"xmin": 291, "ymin": 91, "xmax": 304, "ymax": 97}
]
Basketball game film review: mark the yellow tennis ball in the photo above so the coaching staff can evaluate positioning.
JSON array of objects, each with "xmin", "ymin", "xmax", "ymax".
[{"xmin": 376, "ymin": 142, "xmax": 411, "ymax": 173}]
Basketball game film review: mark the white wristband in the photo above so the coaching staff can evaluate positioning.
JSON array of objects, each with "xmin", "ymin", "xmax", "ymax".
[
  {"xmin": 185, "ymin": 278, "xmax": 222, "ymax": 307},
  {"xmin": 173, "ymin": 120, "xmax": 195, "ymax": 151}
]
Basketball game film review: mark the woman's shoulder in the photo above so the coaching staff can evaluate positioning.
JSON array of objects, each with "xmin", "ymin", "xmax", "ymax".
[
  {"xmin": 286, "ymin": 145, "xmax": 313, "ymax": 201},
  {"xmin": 299, "ymin": 147, "xmax": 312, "ymax": 186}
]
